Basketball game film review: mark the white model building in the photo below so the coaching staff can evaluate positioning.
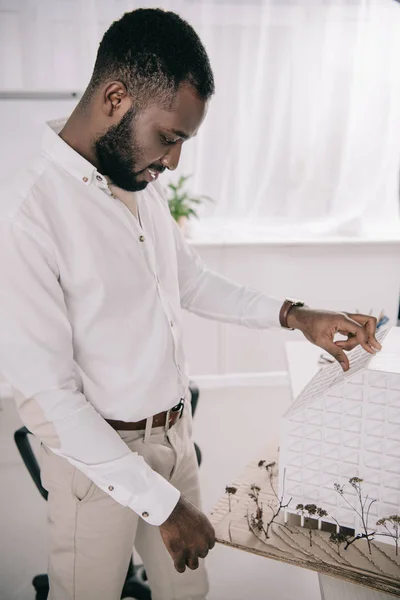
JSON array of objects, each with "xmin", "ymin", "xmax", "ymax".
[{"xmin": 279, "ymin": 327, "xmax": 400, "ymax": 535}]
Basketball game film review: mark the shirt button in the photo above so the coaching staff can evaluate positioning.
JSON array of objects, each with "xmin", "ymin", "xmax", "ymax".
[
  {"xmin": 139, "ymin": 235, "xmax": 145, "ymax": 242},
  {"xmin": 170, "ymin": 321, "xmax": 174, "ymax": 327},
  {"xmin": 82, "ymin": 176, "xmax": 88, "ymax": 183},
  {"xmin": 96, "ymin": 175, "xmax": 102, "ymax": 181},
  {"xmin": 142, "ymin": 511, "xmax": 149, "ymax": 518},
  {"xmin": 108, "ymin": 485, "xmax": 114, "ymax": 492}
]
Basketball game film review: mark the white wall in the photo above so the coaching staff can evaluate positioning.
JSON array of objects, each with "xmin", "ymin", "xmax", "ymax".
[
  {"xmin": 185, "ymin": 239, "xmax": 400, "ymax": 382},
  {"xmin": 0, "ymin": 97, "xmax": 79, "ymax": 175}
]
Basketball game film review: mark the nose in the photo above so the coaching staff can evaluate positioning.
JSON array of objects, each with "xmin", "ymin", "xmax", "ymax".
[{"xmin": 161, "ymin": 143, "xmax": 182, "ymax": 171}]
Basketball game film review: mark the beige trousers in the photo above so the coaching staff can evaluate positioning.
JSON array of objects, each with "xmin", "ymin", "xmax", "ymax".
[{"xmin": 40, "ymin": 401, "xmax": 209, "ymax": 600}]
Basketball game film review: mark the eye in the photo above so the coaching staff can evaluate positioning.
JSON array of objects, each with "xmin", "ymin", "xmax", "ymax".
[{"xmin": 160, "ymin": 135, "xmax": 178, "ymax": 146}]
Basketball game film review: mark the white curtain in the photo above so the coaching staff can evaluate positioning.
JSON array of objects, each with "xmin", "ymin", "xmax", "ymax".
[{"xmin": 1, "ymin": 0, "xmax": 400, "ymax": 238}]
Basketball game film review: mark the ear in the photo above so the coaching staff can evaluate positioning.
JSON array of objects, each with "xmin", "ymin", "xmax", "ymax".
[{"xmin": 101, "ymin": 81, "xmax": 131, "ymax": 117}]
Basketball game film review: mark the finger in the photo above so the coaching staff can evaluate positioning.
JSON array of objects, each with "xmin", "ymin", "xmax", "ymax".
[
  {"xmin": 174, "ymin": 558, "xmax": 187, "ymax": 573},
  {"xmin": 321, "ymin": 338, "xmax": 349, "ymax": 371},
  {"xmin": 187, "ymin": 554, "xmax": 199, "ymax": 570},
  {"xmin": 337, "ymin": 316, "xmax": 373, "ymax": 355},
  {"xmin": 173, "ymin": 550, "xmax": 188, "ymax": 574},
  {"xmin": 336, "ymin": 328, "xmax": 379, "ymax": 353},
  {"xmin": 335, "ymin": 338, "xmax": 360, "ymax": 352},
  {"xmin": 208, "ymin": 529, "xmax": 216, "ymax": 550},
  {"xmin": 347, "ymin": 314, "xmax": 381, "ymax": 350},
  {"xmin": 198, "ymin": 547, "xmax": 209, "ymax": 559}
]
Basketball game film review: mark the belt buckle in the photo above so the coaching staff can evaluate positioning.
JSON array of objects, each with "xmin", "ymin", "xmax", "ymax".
[
  {"xmin": 165, "ymin": 399, "xmax": 184, "ymax": 433},
  {"xmin": 171, "ymin": 399, "xmax": 184, "ymax": 413}
]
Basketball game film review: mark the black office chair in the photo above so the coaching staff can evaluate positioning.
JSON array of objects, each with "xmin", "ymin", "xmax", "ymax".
[{"xmin": 14, "ymin": 382, "xmax": 202, "ymax": 600}]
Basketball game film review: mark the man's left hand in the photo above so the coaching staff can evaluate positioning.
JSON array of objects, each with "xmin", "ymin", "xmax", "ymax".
[{"xmin": 287, "ymin": 308, "xmax": 382, "ymax": 371}]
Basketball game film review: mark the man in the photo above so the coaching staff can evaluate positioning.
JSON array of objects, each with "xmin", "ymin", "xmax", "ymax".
[{"xmin": 0, "ymin": 8, "xmax": 381, "ymax": 600}]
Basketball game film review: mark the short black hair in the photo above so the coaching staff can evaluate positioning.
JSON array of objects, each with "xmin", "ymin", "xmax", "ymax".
[{"xmin": 84, "ymin": 8, "xmax": 215, "ymax": 109}]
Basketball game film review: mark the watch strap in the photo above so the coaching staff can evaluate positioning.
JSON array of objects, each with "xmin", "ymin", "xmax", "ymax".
[{"xmin": 279, "ymin": 299, "xmax": 305, "ymax": 329}]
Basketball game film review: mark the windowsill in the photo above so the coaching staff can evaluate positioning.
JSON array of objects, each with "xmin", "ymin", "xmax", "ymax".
[
  {"xmin": 186, "ymin": 220, "xmax": 400, "ymax": 247},
  {"xmin": 188, "ymin": 235, "xmax": 400, "ymax": 247}
]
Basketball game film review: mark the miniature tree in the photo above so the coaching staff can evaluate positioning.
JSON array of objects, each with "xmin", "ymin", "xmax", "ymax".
[
  {"xmin": 376, "ymin": 515, "xmax": 400, "ymax": 556},
  {"xmin": 333, "ymin": 477, "xmax": 376, "ymax": 554},
  {"xmin": 296, "ymin": 503, "xmax": 328, "ymax": 547},
  {"xmin": 248, "ymin": 484, "xmax": 267, "ymax": 535},
  {"xmin": 254, "ymin": 461, "xmax": 292, "ymax": 538},
  {"xmin": 246, "ymin": 461, "xmax": 293, "ymax": 541},
  {"xmin": 258, "ymin": 460, "xmax": 276, "ymax": 470},
  {"xmin": 225, "ymin": 486, "xmax": 238, "ymax": 513},
  {"xmin": 329, "ymin": 531, "xmax": 348, "ymax": 556}
]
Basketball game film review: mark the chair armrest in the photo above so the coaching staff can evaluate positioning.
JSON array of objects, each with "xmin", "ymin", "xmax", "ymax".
[
  {"xmin": 189, "ymin": 380, "xmax": 199, "ymax": 417},
  {"xmin": 14, "ymin": 426, "xmax": 48, "ymax": 500}
]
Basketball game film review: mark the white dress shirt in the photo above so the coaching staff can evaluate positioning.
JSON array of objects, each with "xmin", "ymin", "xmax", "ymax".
[{"xmin": 0, "ymin": 119, "xmax": 283, "ymax": 525}]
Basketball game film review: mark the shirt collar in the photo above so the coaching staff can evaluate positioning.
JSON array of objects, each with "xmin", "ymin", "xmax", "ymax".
[{"xmin": 42, "ymin": 118, "xmax": 98, "ymax": 187}]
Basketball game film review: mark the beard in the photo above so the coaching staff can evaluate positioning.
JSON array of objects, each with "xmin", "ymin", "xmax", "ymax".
[{"xmin": 93, "ymin": 107, "xmax": 147, "ymax": 192}]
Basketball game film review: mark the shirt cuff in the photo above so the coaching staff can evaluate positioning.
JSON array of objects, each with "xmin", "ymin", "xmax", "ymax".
[
  {"xmin": 266, "ymin": 296, "xmax": 285, "ymax": 329},
  {"xmin": 242, "ymin": 295, "xmax": 284, "ymax": 329},
  {"xmin": 66, "ymin": 450, "xmax": 181, "ymax": 527},
  {"xmin": 128, "ymin": 470, "xmax": 181, "ymax": 526}
]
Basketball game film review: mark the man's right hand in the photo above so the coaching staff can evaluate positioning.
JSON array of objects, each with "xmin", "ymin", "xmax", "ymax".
[{"xmin": 159, "ymin": 496, "xmax": 216, "ymax": 573}]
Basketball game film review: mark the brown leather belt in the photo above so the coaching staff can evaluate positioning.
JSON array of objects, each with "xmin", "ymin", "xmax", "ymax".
[{"xmin": 106, "ymin": 400, "xmax": 184, "ymax": 431}]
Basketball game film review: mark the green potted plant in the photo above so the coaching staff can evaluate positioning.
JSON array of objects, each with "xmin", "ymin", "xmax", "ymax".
[{"xmin": 167, "ymin": 175, "xmax": 212, "ymax": 234}]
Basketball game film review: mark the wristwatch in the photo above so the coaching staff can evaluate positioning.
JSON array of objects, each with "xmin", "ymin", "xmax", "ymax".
[{"xmin": 279, "ymin": 299, "xmax": 305, "ymax": 330}]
